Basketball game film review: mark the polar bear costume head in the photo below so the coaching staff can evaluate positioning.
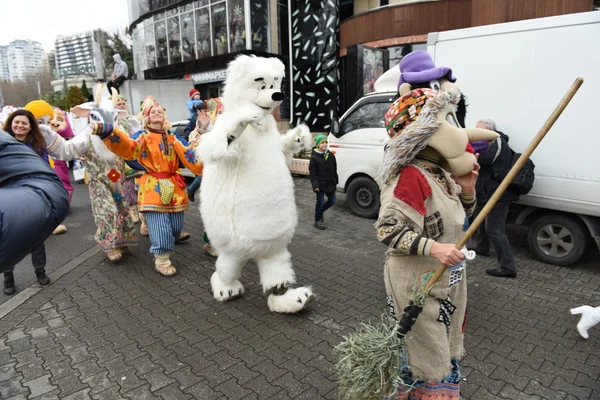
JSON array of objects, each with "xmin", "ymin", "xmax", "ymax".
[{"xmin": 221, "ymin": 55, "xmax": 286, "ymax": 114}]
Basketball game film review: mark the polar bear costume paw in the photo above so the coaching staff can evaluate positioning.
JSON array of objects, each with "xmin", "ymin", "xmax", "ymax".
[
  {"xmin": 570, "ymin": 305, "xmax": 600, "ymax": 339},
  {"xmin": 267, "ymin": 286, "xmax": 314, "ymax": 314},
  {"xmin": 211, "ymin": 271, "xmax": 245, "ymax": 301}
]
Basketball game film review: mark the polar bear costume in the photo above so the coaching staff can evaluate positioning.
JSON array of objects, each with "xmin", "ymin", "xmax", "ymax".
[{"xmin": 199, "ymin": 55, "xmax": 314, "ymax": 313}]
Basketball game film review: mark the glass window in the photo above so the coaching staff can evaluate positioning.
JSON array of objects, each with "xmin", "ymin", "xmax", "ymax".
[
  {"xmin": 166, "ymin": 7, "xmax": 178, "ymax": 18},
  {"xmin": 250, "ymin": 0, "xmax": 269, "ymax": 52},
  {"xmin": 181, "ymin": 11, "xmax": 196, "ymax": 61},
  {"xmin": 155, "ymin": 20, "xmax": 168, "ymax": 67},
  {"xmin": 145, "ymin": 20, "xmax": 156, "ymax": 69},
  {"xmin": 132, "ymin": 26, "xmax": 146, "ymax": 76},
  {"xmin": 195, "ymin": 0, "xmax": 208, "ymax": 7},
  {"xmin": 153, "ymin": 11, "xmax": 165, "ymax": 22},
  {"xmin": 182, "ymin": 3, "xmax": 194, "ymax": 12},
  {"xmin": 211, "ymin": 1, "xmax": 228, "ymax": 55},
  {"xmin": 341, "ymin": 102, "xmax": 393, "ymax": 135},
  {"xmin": 168, "ymin": 15, "xmax": 181, "ymax": 63},
  {"xmin": 195, "ymin": 8, "xmax": 211, "ymax": 58},
  {"xmin": 228, "ymin": 0, "xmax": 245, "ymax": 52}
]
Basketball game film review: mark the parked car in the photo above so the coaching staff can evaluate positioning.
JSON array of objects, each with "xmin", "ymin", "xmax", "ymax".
[
  {"xmin": 329, "ymin": 11, "xmax": 600, "ymax": 266},
  {"xmin": 328, "ymin": 93, "xmax": 395, "ymax": 219}
]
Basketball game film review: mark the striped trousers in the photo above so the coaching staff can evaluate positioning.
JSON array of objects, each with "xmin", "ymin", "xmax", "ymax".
[{"xmin": 144, "ymin": 211, "xmax": 184, "ymax": 254}]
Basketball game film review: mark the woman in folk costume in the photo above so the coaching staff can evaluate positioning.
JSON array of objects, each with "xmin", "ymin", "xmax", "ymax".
[
  {"xmin": 43, "ymin": 87, "xmax": 137, "ymax": 262},
  {"xmin": 88, "ymin": 100, "xmax": 203, "ymax": 276},
  {"xmin": 113, "ymin": 94, "xmax": 143, "ymax": 224},
  {"xmin": 49, "ymin": 107, "xmax": 75, "ymax": 204},
  {"xmin": 23, "ymin": 100, "xmax": 69, "ymax": 235},
  {"xmin": 376, "ymin": 84, "xmax": 497, "ymax": 399}
]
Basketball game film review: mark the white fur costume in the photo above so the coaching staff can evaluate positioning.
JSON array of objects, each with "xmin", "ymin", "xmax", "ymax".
[
  {"xmin": 199, "ymin": 55, "xmax": 313, "ymax": 313},
  {"xmin": 570, "ymin": 305, "xmax": 600, "ymax": 339}
]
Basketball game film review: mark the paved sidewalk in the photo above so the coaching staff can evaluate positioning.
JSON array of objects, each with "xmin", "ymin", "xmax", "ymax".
[{"xmin": 0, "ymin": 177, "xmax": 599, "ymax": 399}]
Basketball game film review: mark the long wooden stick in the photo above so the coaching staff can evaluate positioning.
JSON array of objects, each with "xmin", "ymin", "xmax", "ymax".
[{"xmin": 424, "ymin": 77, "xmax": 584, "ymax": 292}]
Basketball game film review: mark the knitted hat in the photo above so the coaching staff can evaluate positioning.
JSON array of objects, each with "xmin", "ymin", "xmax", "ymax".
[
  {"xmin": 384, "ymin": 88, "xmax": 437, "ymax": 139},
  {"xmin": 314, "ymin": 134, "xmax": 328, "ymax": 147},
  {"xmin": 24, "ymin": 100, "xmax": 53, "ymax": 120},
  {"xmin": 189, "ymin": 89, "xmax": 200, "ymax": 99}
]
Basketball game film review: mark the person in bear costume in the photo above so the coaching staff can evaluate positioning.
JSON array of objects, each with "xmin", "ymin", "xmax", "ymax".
[{"xmin": 199, "ymin": 55, "xmax": 314, "ymax": 314}]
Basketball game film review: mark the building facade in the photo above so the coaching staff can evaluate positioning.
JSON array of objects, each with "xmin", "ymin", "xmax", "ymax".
[
  {"xmin": 0, "ymin": 46, "xmax": 9, "ymax": 82},
  {"xmin": 0, "ymin": 40, "xmax": 45, "ymax": 83},
  {"xmin": 128, "ymin": 0, "xmax": 592, "ymax": 130},
  {"xmin": 54, "ymin": 31, "xmax": 104, "ymax": 81},
  {"xmin": 338, "ymin": 0, "xmax": 593, "ymax": 111}
]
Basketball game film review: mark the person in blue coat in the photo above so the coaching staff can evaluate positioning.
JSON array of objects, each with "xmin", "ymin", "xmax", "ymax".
[{"xmin": 0, "ymin": 130, "xmax": 69, "ymax": 278}]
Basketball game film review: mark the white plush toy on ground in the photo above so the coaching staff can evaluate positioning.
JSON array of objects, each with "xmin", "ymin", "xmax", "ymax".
[
  {"xmin": 570, "ymin": 305, "xmax": 600, "ymax": 339},
  {"xmin": 199, "ymin": 55, "xmax": 313, "ymax": 313}
]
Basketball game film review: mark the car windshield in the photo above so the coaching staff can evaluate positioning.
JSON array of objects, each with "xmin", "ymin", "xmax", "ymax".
[{"xmin": 341, "ymin": 101, "xmax": 393, "ymax": 135}]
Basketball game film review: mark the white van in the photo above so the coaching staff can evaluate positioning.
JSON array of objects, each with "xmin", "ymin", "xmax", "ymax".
[{"xmin": 329, "ymin": 11, "xmax": 600, "ymax": 266}]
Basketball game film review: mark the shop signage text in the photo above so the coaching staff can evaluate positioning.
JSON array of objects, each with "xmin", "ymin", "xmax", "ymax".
[{"xmin": 191, "ymin": 69, "xmax": 227, "ymax": 84}]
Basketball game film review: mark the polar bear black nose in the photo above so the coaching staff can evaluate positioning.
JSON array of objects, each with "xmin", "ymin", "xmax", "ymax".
[{"xmin": 271, "ymin": 92, "xmax": 284, "ymax": 101}]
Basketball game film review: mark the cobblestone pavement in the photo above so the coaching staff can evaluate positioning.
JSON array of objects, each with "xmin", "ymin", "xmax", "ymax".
[{"xmin": 0, "ymin": 176, "xmax": 599, "ymax": 399}]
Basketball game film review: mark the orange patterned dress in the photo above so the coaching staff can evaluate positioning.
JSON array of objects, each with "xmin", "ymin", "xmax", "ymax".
[{"xmin": 92, "ymin": 123, "xmax": 203, "ymax": 212}]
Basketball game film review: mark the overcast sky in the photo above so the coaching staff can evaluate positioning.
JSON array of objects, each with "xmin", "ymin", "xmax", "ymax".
[{"xmin": 0, "ymin": 0, "xmax": 130, "ymax": 51}]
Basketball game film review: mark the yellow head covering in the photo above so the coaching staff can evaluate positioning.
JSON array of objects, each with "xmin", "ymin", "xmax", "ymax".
[{"xmin": 24, "ymin": 100, "xmax": 54, "ymax": 120}]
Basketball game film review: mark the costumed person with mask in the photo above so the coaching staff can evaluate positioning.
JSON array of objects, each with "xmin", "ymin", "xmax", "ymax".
[
  {"xmin": 42, "ymin": 87, "xmax": 138, "ymax": 262},
  {"xmin": 88, "ymin": 100, "xmax": 204, "ymax": 276},
  {"xmin": 49, "ymin": 107, "xmax": 75, "ymax": 203},
  {"xmin": 24, "ymin": 100, "xmax": 69, "ymax": 235},
  {"xmin": 107, "ymin": 53, "xmax": 129, "ymax": 94},
  {"xmin": 373, "ymin": 83, "xmax": 497, "ymax": 398},
  {"xmin": 1, "ymin": 110, "xmax": 65, "ymax": 294}
]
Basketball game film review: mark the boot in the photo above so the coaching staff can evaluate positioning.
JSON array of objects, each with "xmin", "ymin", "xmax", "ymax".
[
  {"xmin": 129, "ymin": 207, "xmax": 140, "ymax": 224},
  {"xmin": 154, "ymin": 253, "xmax": 176, "ymax": 276},
  {"xmin": 204, "ymin": 243, "xmax": 217, "ymax": 257},
  {"xmin": 3, "ymin": 272, "xmax": 15, "ymax": 295},
  {"xmin": 176, "ymin": 232, "xmax": 191, "ymax": 242},
  {"xmin": 52, "ymin": 224, "xmax": 67, "ymax": 235},
  {"xmin": 35, "ymin": 270, "xmax": 50, "ymax": 286},
  {"xmin": 140, "ymin": 221, "xmax": 149, "ymax": 236}
]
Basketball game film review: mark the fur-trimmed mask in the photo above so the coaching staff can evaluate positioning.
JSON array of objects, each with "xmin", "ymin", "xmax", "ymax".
[
  {"xmin": 381, "ymin": 87, "xmax": 498, "ymax": 183},
  {"xmin": 50, "ymin": 107, "xmax": 75, "ymax": 139}
]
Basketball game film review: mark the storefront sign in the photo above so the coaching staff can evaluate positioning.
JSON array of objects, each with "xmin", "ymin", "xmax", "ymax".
[
  {"xmin": 191, "ymin": 69, "xmax": 227, "ymax": 84},
  {"xmin": 54, "ymin": 64, "xmax": 97, "ymax": 79}
]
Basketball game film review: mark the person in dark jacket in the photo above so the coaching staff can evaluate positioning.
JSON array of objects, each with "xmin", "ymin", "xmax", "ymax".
[
  {"xmin": 309, "ymin": 134, "xmax": 338, "ymax": 230},
  {"xmin": 0, "ymin": 130, "xmax": 69, "ymax": 284},
  {"xmin": 472, "ymin": 119, "xmax": 518, "ymax": 278}
]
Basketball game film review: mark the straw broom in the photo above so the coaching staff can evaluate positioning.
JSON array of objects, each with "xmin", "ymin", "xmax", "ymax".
[{"xmin": 334, "ymin": 77, "xmax": 584, "ymax": 400}]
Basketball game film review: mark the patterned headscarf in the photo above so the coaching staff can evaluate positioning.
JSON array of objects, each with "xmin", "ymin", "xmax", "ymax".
[{"xmin": 380, "ymin": 88, "xmax": 461, "ymax": 184}]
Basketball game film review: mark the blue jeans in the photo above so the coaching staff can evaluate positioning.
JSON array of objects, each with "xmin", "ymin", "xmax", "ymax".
[
  {"xmin": 315, "ymin": 190, "xmax": 336, "ymax": 222},
  {"xmin": 188, "ymin": 176, "xmax": 202, "ymax": 194}
]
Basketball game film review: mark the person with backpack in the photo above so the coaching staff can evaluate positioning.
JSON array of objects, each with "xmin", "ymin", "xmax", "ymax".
[{"xmin": 471, "ymin": 119, "xmax": 534, "ymax": 278}]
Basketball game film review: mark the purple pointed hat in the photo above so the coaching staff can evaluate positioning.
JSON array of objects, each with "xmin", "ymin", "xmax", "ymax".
[{"xmin": 398, "ymin": 50, "xmax": 456, "ymax": 87}]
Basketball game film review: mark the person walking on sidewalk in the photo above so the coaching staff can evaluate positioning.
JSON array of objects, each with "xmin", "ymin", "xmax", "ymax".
[
  {"xmin": 472, "ymin": 118, "xmax": 519, "ymax": 278},
  {"xmin": 309, "ymin": 134, "xmax": 338, "ymax": 230}
]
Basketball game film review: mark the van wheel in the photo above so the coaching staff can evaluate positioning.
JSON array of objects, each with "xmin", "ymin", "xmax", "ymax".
[
  {"xmin": 527, "ymin": 214, "xmax": 588, "ymax": 266},
  {"xmin": 346, "ymin": 176, "xmax": 380, "ymax": 219}
]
